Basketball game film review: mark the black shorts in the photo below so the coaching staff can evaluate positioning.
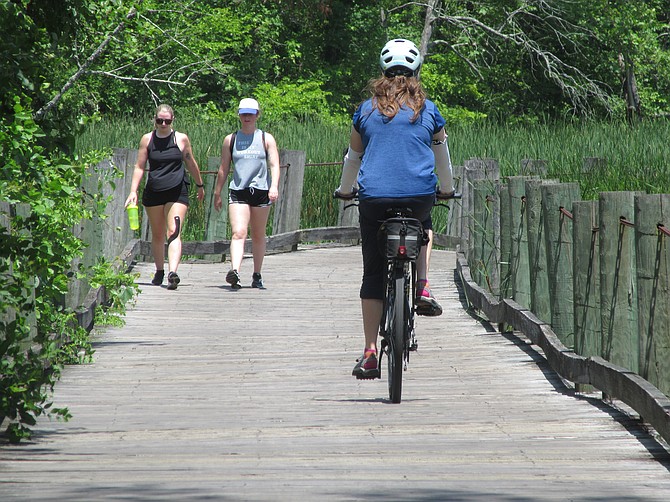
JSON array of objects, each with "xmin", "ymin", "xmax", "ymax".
[
  {"xmin": 142, "ymin": 180, "xmax": 190, "ymax": 207},
  {"xmin": 358, "ymin": 194, "xmax": 435, "ymax": 300},
  {"xmin": 229, "ymin": 187, "xmax": 271, "ymax": 207}
]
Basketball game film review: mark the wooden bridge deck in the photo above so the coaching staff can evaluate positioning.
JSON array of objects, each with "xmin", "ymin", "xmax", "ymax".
[{"xmin": 2, "ymin": 245, "xmax": 670, "ymax": 501}]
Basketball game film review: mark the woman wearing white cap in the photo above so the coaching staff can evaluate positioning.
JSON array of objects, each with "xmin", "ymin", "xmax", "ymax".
[{"xmin": 213, "ymin": 98, "xmax": 280, "ymax": 289}]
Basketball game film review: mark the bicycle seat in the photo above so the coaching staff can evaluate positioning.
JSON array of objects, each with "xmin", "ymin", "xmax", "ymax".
[{"xmin": 385, "ymin": 207, "xmax": 414, "ymax": 218}]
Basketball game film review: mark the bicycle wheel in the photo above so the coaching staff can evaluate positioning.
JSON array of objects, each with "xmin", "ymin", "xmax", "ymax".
[{"xmin": 387, "ymin": 267, "xmax": 407, "ymax": 403}]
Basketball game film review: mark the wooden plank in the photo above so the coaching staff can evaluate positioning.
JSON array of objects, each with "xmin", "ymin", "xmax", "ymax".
[{"xmin": 2, "ymin": 247, "xmax": 670, "ymax": 501}]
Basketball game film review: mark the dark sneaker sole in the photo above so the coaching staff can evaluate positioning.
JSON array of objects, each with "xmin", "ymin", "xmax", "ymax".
[
  {"xmin": 353, "ymin": 369, "xmax": 380, "ymax": 380},
  {"xmin": 226, "ymin": 270, "xmax": 241, "ymax": 289},
  {"xmin": 416, "ymin": 297, "xmax": 443, "ymax": 316},
  {"xmin": 167, "ymin": 273, "xmax": 180, "ymax": 290}
]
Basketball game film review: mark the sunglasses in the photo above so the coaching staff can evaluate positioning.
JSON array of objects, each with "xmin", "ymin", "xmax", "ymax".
[{"xmin": 155, "ymin": 118, "xmax": 173, "ymax": 125}]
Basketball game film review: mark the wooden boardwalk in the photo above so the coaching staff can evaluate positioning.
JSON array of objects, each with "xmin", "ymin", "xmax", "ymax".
[{"xmin": 2, "ymin": 246, "xmax": 670, "ymax": 501}]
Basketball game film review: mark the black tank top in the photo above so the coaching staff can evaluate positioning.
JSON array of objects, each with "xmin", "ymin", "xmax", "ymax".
[{"xmin": 146, "ymin": 131, "xmax": 185, "ymax": 191}]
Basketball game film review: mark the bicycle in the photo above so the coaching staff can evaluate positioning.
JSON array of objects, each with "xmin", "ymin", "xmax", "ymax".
[{"xmin": 334, "ymin": 189, "xmax": 461, "ymax": 403}]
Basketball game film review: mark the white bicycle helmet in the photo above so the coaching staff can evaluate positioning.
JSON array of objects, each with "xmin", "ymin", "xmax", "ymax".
[{"xmin": 379, "ymin": 38, "xmax": 422, "ymax": 77}]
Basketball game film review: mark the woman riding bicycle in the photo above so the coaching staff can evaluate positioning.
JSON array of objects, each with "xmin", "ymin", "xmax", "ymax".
[{"xmin": 335, "ymin": 38, "xmax": 456, "ymax": 379}]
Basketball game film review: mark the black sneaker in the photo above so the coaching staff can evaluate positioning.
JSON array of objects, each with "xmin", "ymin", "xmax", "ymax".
[
  {"xmin": 226, "ymin": 269, "xmax": 241, "ymax": 289},
  {"xmin": 151, "ymin": 270, "xmax": 165, "ymax": 285},
  {"xmin": 415, "ymin": 287, "xmax": 443, "ymax": 316},
  {"xmin": 352, "ymin": 351, "xmax": 380, "ymax": 380},
  {"xmin": 166, "ymin": 271, "xmax": 180, "ymax": 290},
  {"xmin": 251, "ymin": 272, "xmax": 264, "ymax": 289}
]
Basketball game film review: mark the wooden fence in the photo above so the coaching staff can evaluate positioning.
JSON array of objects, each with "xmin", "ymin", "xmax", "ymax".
[{"xmin": 456, "ymin": 157, "xmax": 670, "ymax": 445}]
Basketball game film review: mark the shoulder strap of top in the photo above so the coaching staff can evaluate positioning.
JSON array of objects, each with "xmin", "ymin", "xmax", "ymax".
[{"xmin": 229, "ymin": 131, "xmax": 237, "ymax": 157}]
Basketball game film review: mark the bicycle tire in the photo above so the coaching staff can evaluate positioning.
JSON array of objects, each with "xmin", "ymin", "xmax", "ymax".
[{"xmin": 387, "ymin": 267, "xmax": 406, "ymax": 403}]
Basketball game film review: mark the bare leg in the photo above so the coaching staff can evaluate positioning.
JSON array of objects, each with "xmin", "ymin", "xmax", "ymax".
[
  {"xmin": 145, "ymin": 205, "xmax": 167, "ymax": 271},
  {"xmin": 415, "ymin": 229, "xmax": 442, "ymax": 315},
  {"xmin": 165, "ymin": 202, "xmax": 188, "ymax": 274},
  {"xmin": 416, "ymin": 229, "xmax": 432, "ymax": 283},
  {"xmin": 249, "ymin": 206, "xmax": 271, "ymax": 273},
  {"xmin": 228, "ymin": 203, "xmax": 250, "ymax": 272},
  {"xmin": 361, "ymin": 298, "xmax": 383, "ymax": 352}
]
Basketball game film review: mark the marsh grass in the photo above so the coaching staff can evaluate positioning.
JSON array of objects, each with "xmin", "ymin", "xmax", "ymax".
[{"xmin": 77, "ymin": 116, "xmax": 670, "ymax": 239}]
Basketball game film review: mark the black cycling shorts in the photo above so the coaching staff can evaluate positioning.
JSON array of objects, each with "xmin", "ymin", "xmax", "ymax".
[
  {"xmin": 142, "ymin": 180, "xmax": 190, "ymax": 207},
  {"xmin": 229, "ymin": 187, "xmax": 271, "ymax": 207},
  {"xmin": 358, "ymin": 194, "xmax": 435, "ymax": 300}
]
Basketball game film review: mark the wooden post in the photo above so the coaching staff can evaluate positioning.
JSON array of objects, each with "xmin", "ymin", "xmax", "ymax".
[
  {"xmin": 273, "ymin": 150, "xmax": 306, "ymax": 237},
  {"xmin": 635, "ymin": 193, "xmax": 670, "ymax": 395},
  {"xmin": 507, "ymin": 176, "xmax": 536, "ymax": 309},
  {"xmin": 471, "ymin": 178, "xmax": 500, "ymax": 294},
  {"xmin": 204, "ymin": 156, "xmax": 228, "ymax": 242},
  {"xmin": 520, "ymin": 159, "xmax": 548, "ymax": 176},
  {"xmin": 572, "ymin": 200, "xmax": 601, "ymax": 358},
  {"xmin": 599, "ymin": 191, "xmax": 641, "ymax": 373},
  {"xmin": 541, "ymin": 182, "xmax": 581, "ymax": 348},
  {"xmin": 463, "ymin": 158, "xmax": 499, "ymax": 265},
  {"xmin": 499, "ymin": 180, "xmax": 511, "ymax": 300},
  {"xmin": 525, "ymin": 179, "xmax": 557, "ymax": 324},
  {"xmin": 443, "ymin": 164, "xmax": 464, "ymax": 238}
]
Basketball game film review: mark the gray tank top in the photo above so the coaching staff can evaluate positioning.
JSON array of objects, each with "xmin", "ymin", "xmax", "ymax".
[{"xmin": 230, "ymin": 129, "xmax": 269, "ymax": 190}]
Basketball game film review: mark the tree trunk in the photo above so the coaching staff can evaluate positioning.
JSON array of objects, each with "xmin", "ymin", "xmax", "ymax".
[
  {"xmin": 420, "ymin": 0, "xmax": 439, "ymax": 63},
  {"xmin": 618, "ymin": 52, "xmax": 642, "ymax": 122}
]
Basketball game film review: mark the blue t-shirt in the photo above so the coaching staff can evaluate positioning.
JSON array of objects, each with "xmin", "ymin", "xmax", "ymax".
[{"xmin": 353, "ymin": 99, "xmax": 445, "ymax": 199}]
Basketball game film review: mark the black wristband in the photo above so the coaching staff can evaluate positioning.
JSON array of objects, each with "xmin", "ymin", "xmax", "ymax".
[{"xmin": 196, "ymin": 183, "xmax": 204, "ymax": 188}]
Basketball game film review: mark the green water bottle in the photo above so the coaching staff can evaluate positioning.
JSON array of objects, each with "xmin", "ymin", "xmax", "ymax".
[{"xmin": 126, "ymin": 203, "xmax": 140, "ymax": 230}]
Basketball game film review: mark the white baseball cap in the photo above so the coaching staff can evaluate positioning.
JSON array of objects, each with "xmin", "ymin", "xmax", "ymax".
[{"xmin": 238, "ymin": 98, "xmax": 260, "ymax": 114}]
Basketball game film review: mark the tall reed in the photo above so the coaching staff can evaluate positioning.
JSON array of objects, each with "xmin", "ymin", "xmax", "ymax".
[{"xmin": 77, "ymin": 116, "xmax": 670, "ymax": 239}]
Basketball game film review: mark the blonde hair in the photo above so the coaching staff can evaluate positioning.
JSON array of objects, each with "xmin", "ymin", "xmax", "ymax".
[
  {"xmin": 155, "ymin": 104, "xmax": 174, "ymax": 118},
  {"xmin": 367, "ymin": 75, "xmax": 426, "ymax": 122}
]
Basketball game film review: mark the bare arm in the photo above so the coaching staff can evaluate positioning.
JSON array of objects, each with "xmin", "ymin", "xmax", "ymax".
[
  {"xmin": 265, "ymin": 132, "xmax": 280, "ymax": 202},
  {"xmin": 432, "ymin": 128, "xmax": 455, "ymax": 195},
  {"xmin": 336, "ymin": 127, "xmax": 364, "ymax": 196},
  {"xmin": 125, "ymin": 132, "xmax": 151, "ymax": 207},
  {"xmin": 177, "ymin": 132, "xmax": 204, "ymax": 202},
  {"xmin": 213, "ymin": 134, "xmax": 233, "ymax": 211}
]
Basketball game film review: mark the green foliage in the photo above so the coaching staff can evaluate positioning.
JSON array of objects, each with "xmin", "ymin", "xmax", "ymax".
[
  {"xmin": 0, "ymin": 96, "xmax": 138, "ymax": 442},
  {"xmin": 89, "ymin": 257, "xmax": 140, "ymax": 327},
  {"xmin": 253, "ymin": 80, "xmax": 342, "ymax": 124}
]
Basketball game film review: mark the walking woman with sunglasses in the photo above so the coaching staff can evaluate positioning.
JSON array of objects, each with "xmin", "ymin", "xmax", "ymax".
[{"xmin": 125, "ymin": 104, "xmax": 204, "ymax": 290}]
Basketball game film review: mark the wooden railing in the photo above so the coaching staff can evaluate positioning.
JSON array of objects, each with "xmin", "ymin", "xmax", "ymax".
[{"xmin": 454, "ymin": 158, "xmax": 670, "ymax": 445}]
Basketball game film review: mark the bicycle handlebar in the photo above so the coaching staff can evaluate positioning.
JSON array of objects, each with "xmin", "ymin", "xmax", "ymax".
[{"xmin": 333, "ymin": 189, "xmax": 461, "ymax": 202}]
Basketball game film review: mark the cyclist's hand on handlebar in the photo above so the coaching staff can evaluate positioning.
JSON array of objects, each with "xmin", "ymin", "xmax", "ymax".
[
  {"xmin": 436, "ymin": 189, "xmax": 462, "ymax": 200},
  {"xmin": 333, "ymin": 188, "xmax": 357, "ymax": 200}
]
